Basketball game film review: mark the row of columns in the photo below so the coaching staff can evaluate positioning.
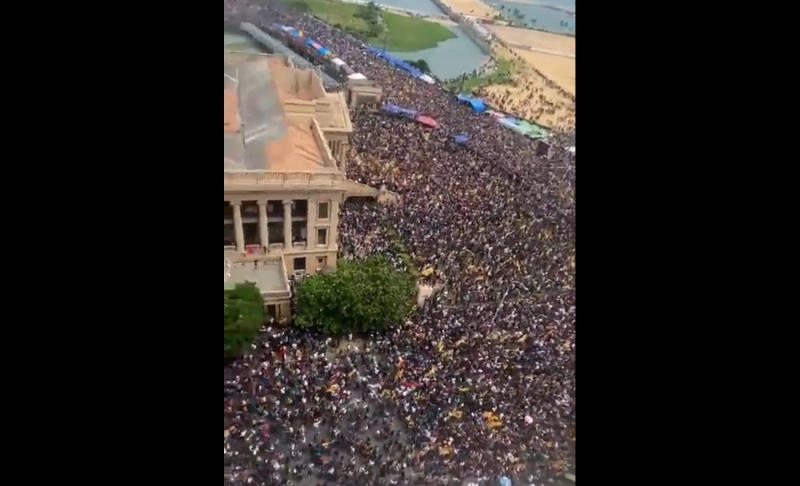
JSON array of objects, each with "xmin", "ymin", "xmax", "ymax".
[
  {"xmin": 328, "ymin": 140, "xmax": 348, "ymax": 175},
  {"xmin": 229, "ymin": 200, "xmax": 297, "ymax": 253}
]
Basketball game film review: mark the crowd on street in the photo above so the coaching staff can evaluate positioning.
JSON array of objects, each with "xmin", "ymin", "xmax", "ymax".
[{"xmin": 224, "ymin": 2, "xmax": 575, "ymax": 485}]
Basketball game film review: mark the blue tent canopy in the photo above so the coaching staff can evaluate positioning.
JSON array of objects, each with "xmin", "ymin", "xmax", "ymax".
[
  {"xmin": 456, "ymin": 94, "xmax": 486, "ymax": 113},
  {"xmin": 468, "ymin": 99, "xmax": 486, "ymax": 113},
  {"xmin": 454, "ymin": 134, "xmax": 469, "ymax": 145},
  {"xmin": 304, "ymin": 39, "xmax": 315, "ymax": 47},
  {"xmin": 365, "ymin": 46, "xmax": 424, "ymax": 78},
  {"xmin": 318, "ymin": 47, "xmax": 330, "ymax": 56},
  {"xmin": 382, "ymin": 104, "xmax": 418, "ymax": 118}
]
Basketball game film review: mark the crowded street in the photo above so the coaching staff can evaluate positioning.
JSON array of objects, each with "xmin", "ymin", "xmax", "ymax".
[{"xmin": 224, "ymin": 2, "xmax": 576, "ymax": 485}]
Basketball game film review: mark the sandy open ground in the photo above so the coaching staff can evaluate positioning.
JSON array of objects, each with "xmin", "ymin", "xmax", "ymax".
[
  {"xmin": 487, "ymin": 27, "xmax": 575, "ymax": 99},
  {"xmin": 481, "ymin": 42, "xmax": 575, "ymax": 129},
  {"xmin": 511, "ymin": 48, "xmax": 574, "ymax": 95},
  {"xmin": 488, "ymin": 26, "xmax": 575, "ymax": 56},
  {"xmin": 442, "ymin": 2, "xmax": 575, "ymax": 129}
]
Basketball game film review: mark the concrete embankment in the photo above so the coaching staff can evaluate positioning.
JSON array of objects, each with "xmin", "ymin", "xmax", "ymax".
[{"xmin": 429, "ymin": 0, "xmax": 493, "ymax": 56}]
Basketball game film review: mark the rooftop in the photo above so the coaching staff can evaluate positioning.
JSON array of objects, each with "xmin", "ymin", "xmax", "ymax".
[
  {"xmin": 224, "ymin": 55, "xmax": 337, "ymax": 173},
  {"xmin": 224, "ymin": 254, "xmax": 289, "ymax": 294}
]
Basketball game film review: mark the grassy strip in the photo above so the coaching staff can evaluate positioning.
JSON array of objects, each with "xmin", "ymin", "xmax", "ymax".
[{"xmin": 446, "ymin": 57, "xmax": 514, "ymax": 94}]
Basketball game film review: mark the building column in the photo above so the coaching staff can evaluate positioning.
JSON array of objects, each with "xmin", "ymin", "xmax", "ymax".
[
  {"xmin": 283, "ymin": 201, "xmax": 292, "ymax": 248},
  {"xmin": 232, "ymin": 201, "xmax": 245, "ymax": 253},
  {"xmin": 307, "ymin": 196, "xmax": 317, "ymax": 247},
  {"xmin": 340, "ymin": 142, "xmax": 348, "ymax": 175},
  {"xmin": 258, "ymin": 201, "xmax": 269, "ymax": 251},
  {"xmin": 330, "ymin": 200, "xmax": 340, "ymax": 249}
]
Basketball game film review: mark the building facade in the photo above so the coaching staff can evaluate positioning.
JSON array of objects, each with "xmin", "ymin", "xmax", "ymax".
[{"xmin": 224, "ymin": 53, "xmax": 381, "ymax": 321}]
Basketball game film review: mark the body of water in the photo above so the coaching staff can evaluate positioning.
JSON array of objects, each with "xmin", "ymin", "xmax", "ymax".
[
  {"xmin": 372, "ymin": 0, "xmax": 576, "ymax": 35},
  {"xmin": 371, "ymin": 0, "xmax": 444, "ymax": 15},
  {"xmin": 367, "ymin": 1, "xmax": 491, "ymax": 78},
  {"xmin": 500, "ymin": 0, "xmax": 575, "ymax": 10},
  {"xmin": 386, "ymin": 26, "xmax": 489, "ymax": 80},
  {"xmin": 488, "ymin": 1, "xmax": 575, "ymax": 35}
]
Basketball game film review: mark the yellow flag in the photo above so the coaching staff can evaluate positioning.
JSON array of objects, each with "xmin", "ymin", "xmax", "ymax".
[{"xmin": 482, "ymin": 412, "xmax": 503, "ymax": 429}]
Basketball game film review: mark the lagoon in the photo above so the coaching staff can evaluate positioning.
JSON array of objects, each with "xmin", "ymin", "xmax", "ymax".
[
  {"xmin": 501, "ymin": 0, "xmax": 575, "ymax": 10},
  {"xmin": 386, "ymin": 25, "xmax": 489, "ymax": 80},
  {"xmin": 370, "ymin": 0, "xmax": 444, "ymax": 15}
]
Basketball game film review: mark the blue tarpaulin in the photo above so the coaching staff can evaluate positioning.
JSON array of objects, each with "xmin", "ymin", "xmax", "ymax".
[
  {"xmin": 454, "ymin": 134, "xmax": 469, "ymax": 145},
  {"xmin": 456, "ymin": 94, "xmax": 486, "ymax": 113},
  {"xmin": 318, "ymin": 47, "xmax": 331, "ymax": 56},
  {"xmin": 304, "ymin": 39, "xmax": 315, "ymax": 47},
  {"xmin": 365, "ymin": 46, "xmax": 425, "ymax": 79},
  {"xmin": 468, "ymin": 99, "xmax": 486, "ymax": 113},
  {"xmin": 382, "ymin": 104, "xmax": 418, "ymax": 118}
]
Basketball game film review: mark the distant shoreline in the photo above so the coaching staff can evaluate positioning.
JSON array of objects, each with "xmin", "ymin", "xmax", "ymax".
[
  {"xmin": 487, "ymin": 0, "xmax": 574, "ymax": 14},
  {"xmin": 484, "ymin": 0, "xmax": 575, "ymax": 37}
]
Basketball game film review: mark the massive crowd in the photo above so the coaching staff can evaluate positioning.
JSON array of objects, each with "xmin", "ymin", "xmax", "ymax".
[{"xmin": 224, "ymin": 1, "xmax": 575, "ymax": 485}]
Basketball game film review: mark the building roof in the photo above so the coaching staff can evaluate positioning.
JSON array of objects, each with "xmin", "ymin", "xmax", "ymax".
[
  {"xmin": 224, "ymin": 256, "xmax": 289, "ymax": 294},
  {"xmin": 223, "ymin": 56, "xmax": 327, "ymax": 172}
]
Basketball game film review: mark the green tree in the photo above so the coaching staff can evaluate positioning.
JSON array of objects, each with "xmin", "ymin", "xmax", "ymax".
[
  {"xmin": 404, "ymin": 59, "xmax": 432, "ymax": 74},
  {"xmin": 224, "ymin": 283, "xmax": 265, "ymax": 357},
  {"xmin": 294, "ymin": 256, "xmax": 415, "ymax": 335}
]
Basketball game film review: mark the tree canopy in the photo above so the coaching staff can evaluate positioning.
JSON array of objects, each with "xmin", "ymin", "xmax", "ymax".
[
  {"xmin": 404, "ymin": 59, "xmax": 431, "ymax": 74},
  {"xmin": 224, "ymin": 283, "xmax": 265, "ymax": 357},
  {"xmin": 294, "ymin": 256, "xmax": 415, "ymax": 335}
]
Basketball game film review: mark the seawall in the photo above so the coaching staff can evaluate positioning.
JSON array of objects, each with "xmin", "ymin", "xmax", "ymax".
[{"xmin": 429, "ymin": 0, "xmax": 493, "ymax": 56}]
